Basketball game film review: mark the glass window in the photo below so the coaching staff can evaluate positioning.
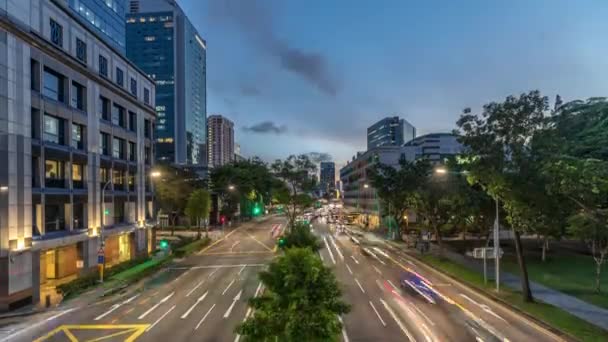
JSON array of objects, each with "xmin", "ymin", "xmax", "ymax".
[
  {"xmin": 43, "ymin": 115, "xmax": 60, "ymax": 144},
  {"xmin": 72, "ymin": 164, "xmax": 83, "ymax": 181},
  {"xmin": 100, "ymin": 132, "xmax": 109, "ymax": 155},
  {"xmin": 130, "ymin": 78, "xmax": 137, "ymax": 96},
  {"xmin": 71, "ymin": 81, "xmax": 85, "ymax": 111},
  {"xmin": 116, "ymin": 67, "xmax": 124, "ymax": 87},
  {"xmin": 113, "ymin": 169, "xmax": 124, "ymax": 185},
  {"xmin": 112, "ymin": 104, "xmax": 125, "ymax": 127},
  {"xmin": 99, "ymin": 96, "xmax": 110, "ymax": 120},
  {"xmin": 144, "ymin": 88, "xmax": 150, "ymax": 104},
  {"xmin": 99, "ymin": 55, "xmax": 108, "ymax": 77},
  {"xmin": 145, "ymin": 146, "xmax": 151, "ymax": 164},
  {"xmin": 128, "ymin": 111, "xmax": 137, "ymax": 132},
  {"xmin": 112, "ymin": 137, "xmax": 123, "ymax": 159},
  {"xmin": 128, "ymin": 141, "xmax": 136, "ymax": 161},
  {"xmin": 76, "ymin": 38, "xmax": 86, "ymax": 63},
  {"xmin": 71, "ymin": 123, "xmax": 83, "ymax": 149},
  {"xmin": 100, "ymin": 168, "xmax": 109, "ymax": 182},
  {"xmin": 45, "ymin": 160, "xmax": 63, "ymax": 179},
  {"xmin": 43, "ymin": 68, "xmax": 64, "ymax": 102},
  {"xmin": 50, "ymin": 18, "xmax": 63, "ymax": 47},
  {"xmin": 144, "ymin": 119, "xmax": 150, "ymax": 138}
]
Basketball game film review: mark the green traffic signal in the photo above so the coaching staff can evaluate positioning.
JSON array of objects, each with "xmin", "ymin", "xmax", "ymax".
[
  {"xmin": 253, "ymin": 206, "xmax": 261, "ymax": 215},
  {"xmin": 160, "ymin": 240, "xmax": 169, "ymax": 250},
  {"xmin": 278, "ymin": 238, "xmax": 285, "ymax": 246},
  {"xmin": 104, "ymin": 209, "xmax": 110, "ymax": 215}
]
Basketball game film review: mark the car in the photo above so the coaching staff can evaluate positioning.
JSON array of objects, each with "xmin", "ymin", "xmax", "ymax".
[{"xmin": 399, "ymin": 273, "xmax": 437, "ymax": 304}]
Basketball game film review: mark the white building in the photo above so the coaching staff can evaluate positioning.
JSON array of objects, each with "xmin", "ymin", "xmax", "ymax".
[{"xmin": 0, "ymin": 0, "xmax": 156, "ymax": 309}]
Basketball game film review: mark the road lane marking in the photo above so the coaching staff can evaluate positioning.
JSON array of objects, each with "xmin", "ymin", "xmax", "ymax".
[
  {"xmin": 234, "ymin": 308, "xmax": 253, "ymax": 342},
  {"xmin": 186, "ymin": 278, "xmax": 207, "ymax": 297},
  {"xmin": 369, "ymin": 301, "xmax": 386, "ymax": 327},
  {"xmin": 411, "ymin": 302, "xmax": 435, "ymax": 326},
  {"xmin": 138, "ymin": 297, "xmax": 150, "ymax": 305},
  {"xmin": 380, "ymin": 299, "xmax": 417, "ymax": 341},
  {"xmin": 208, "ymin": 268, "xmax": 219, "ymax": 278},
  {"xmin": 94, "ymin": 294, "xmax": 140, "ymax": 320},
  {"xmin": 146, "ymin": 305, "xmax": 176, "ymax": 332},
  {"xmin": 224, "ymin": 290, "xmax": 243, "ymax": 318},
  {"xmin": 355, "ymin": 278, "xmax": 365, "ymax": 293},
  {"xmin": 323, "ymin": 236, "xmax": 337, "ymax": 264},
  {"xmin": 238, "ymin": 265, "xmax": 246, "ymax": 275},
  {"xmin": 230, "ymin": 240, "xmax": 241, "ymax": 252},
  {"xmin": 138, "ymin": 292, "xmax": 174, "ymax": 319},
  {"xmin": 198, "ymin": 225, "xmax": 246, "ymax": 255},
  {"xmin": 345, "ymin": 263, "xmax": 353, "ymax": 275},
  {"xmin": 387, "ymin": 279, "xmax": 399, "ymax": 291},
  {"xmin": 246, "ymin": 232, "xmax": 274, "ymax": 251},
  {"xmin": 170, "ymin": 264, "xmax": 266, "ymax": 270},
  {"xmin": 373, "ymin": 266, "xmax": 382, "ymax": 275},
  {"xmin": 319, "ymin": 251, "xmax": 325, "ymax": 262},
  {"xmin": 125, "ymin": 307, "xmax": 135, "ymax": 314},
  {"xmin": 373, "ymin": 247, "xmax": 390, "ymax": 259},
  {"xmin": 329, "ymin": 236, "xmax": 344, "ymax": 260},
  {"xmin": 181, "ymin": 291, "xmax": 209, "ymax": 319},
  {"xmin": 420, "ymin": 323, "xmax": 433, "ymax": 342},
  {"xmin": 350, "ymin": 255, "xmax": 359, "ymax": 264},
  {"xmin": 459, "ymin": 293, "xmax": 508, "ymax": 323},
  {"xmin": 254, "ymin": 282, "xmax": 263, "ymax": 298},
  {"xmin": 195, "ymin": 304, "xmax": 216, "ymax": 330},
  {"xmin": 364, "ymin": 248, "xmax": 386, "ymax": 265},
  {"xmin": 171, "ymin": 268, "xmax": 192, "ymax": 284},
  {"xmin": 222, "ymin": 279, "xmax": 236, "ymax": 295},
  {"xmin": 337, "ymin": 316, "xmax": 350, "ymax": 342}
]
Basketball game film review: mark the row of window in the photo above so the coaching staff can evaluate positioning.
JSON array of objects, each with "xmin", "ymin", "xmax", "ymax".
[
  {"xmin": 47, "ymin": 18, "xmax": 151, "ymax": 105},
  {"xmin": 41, "ymin": 158, "xmax": 141, "ymax": 191}
]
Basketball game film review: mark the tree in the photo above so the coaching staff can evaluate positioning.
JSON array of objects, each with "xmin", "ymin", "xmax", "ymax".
[
  {"xmin": 369, "ymin": 158, "xmax": 431, "ymax": 236},
  {"xmin": 280, "ymin": 222, "xmax": 321, "ymax": 252},
  {"xmin": 271, "ymin": 155, "xmax": 317, "ymax": 229},
  {"xmin": 539, "ymin": 98, "xmax": 608, "ymax": 291},
  {"xmin": 236, "ymin": 248, "xmax": 350, "ymax": 341},
  {"xmin": 456, "ymin": 90, "xmax": 551, "ymax": 302},
  {"xmin": 185, "ymin": 189, "xmax": 211, "ymax": 239},
  {"xmin": 153, "ymin": 164, "xmax": 203, "ymax": 235}
]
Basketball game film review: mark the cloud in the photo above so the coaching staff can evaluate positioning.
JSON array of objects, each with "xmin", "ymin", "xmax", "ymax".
[
  {"xmin": 240, "ymin": 84, "xmax": 261, "ymax": 96},
  {"xmin": 209, "ymin": 0, "xmax": 339, "ymax": 96},
  {"xmin": 304, "ymin": 152, "xmax": 333, "ymax": 163},
  {"xmin": 243, "ymin": 121, "xmax": 288, "ymax": 134}
]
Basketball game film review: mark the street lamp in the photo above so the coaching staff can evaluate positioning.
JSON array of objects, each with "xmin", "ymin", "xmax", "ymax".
[
  {"xmin": 0, "ymin": 186, "xmax": 7, "ymax": 192},
  {"xmin": 150, "ymin": 171, "xmax": 161, "ymax": 178},
  {"xmin": 228, "ymin": 185, "xmax": 235, "ymax": 191},
  {"xmin": 434, "ymin": 166, "xmax": 501, "ymax": 292}
]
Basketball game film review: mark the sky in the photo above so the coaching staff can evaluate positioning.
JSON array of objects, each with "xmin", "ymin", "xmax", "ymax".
[{"xmin": 179, "ymin": 0, "xmax": 608, "ymax": 167}]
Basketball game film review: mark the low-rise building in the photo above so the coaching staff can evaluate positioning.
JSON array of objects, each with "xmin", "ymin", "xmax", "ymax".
[{"xmin": 0, "ymin": 0, "xmax": 156, "ymax": 309}]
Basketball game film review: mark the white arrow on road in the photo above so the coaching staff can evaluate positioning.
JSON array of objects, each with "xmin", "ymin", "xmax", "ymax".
[
  {"xmin": 181, "ymin": 291, "xmax": 209, "ymax": 319},
  {"xmin": 94, "ymin": 294, "xmax": 140, "ymax": 321},
  {"xmin": 138, "ymin": 292, "xmax": 174, "ymax": 319},
  {"xmin": 224, "ymin": 290, "xmax": 243, "ymax": 318}
]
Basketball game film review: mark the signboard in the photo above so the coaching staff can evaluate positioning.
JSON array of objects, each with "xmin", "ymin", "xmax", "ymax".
[
  {"xmin": 472, "ymin": 247, "xmax": 503, "ymax": 259},
  {"xmin": 97, "ymin": 248, "xmax": 105, "ymax": 265}
]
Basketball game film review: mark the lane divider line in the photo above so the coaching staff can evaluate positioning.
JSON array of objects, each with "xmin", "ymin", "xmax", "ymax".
[
  {"xmin": 373, "ymin": 266, "xmax": 382, "ymax": 275},
  {"xmin": 146, "ymin": 305, "xmax": 176, "ymax": 332},
  {"xmin": 337, "ymin": 316, "xmax": 350, "ymax": 342},
  {"xmin": 350, "ymin": 255, "xmax": 359, "ymax": 264},
  {"xmin": 222, "ymin": 279, "xmax": 236, "ymax": 295},
  {"xmin": 369, "ymin": 301, "xmax": 386, "ymax": 327},
  {"xmin": 186, "ymin": 279, "xmax": 207, "ymax": 297},
  {"xmin": 238, "ymin": 265, "xmax": 246, "ymax": 275},
  {"xmin": 138, "ymin": 292, "xmax": 174, "ymax": 319},
  {"xmin": 224, "ymin": 290, "xmax": 243, "ymax": 318},
  {"xmin": 329, "ymin": 236, "xmax": 344, "ymax": 260},
  {"xmin": 355, "ymin": 278, "xmax": 366, "ymax": 293},
  {"xmin": 380, "ymin": 299, "xmax": 417, "ymax": 341},
  {"xmin": 345, "ymin": 263, "xmax": 353, "ymax": 275},
  {"xmin": 323, "ymin": 236, "xmax": 337, "ymax": 264},
  {"xmin": 181, "ymin": 291, "xmax": 209, "ymax": 319},
  {"xmin": 195, "ymin": 304, "xmax": 216, "ymax": 330},
  {"xmin": 411, "ymin": 302, "xmax": 435, "ymax": 326}
]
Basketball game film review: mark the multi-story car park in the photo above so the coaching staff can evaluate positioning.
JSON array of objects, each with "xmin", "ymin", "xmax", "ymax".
[{"xmin": 0, "ymin": 0, "xmax": 156, "ymax": 310}]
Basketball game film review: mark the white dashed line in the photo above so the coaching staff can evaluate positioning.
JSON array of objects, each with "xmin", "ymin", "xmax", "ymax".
[
  {"xmin": 355, "ymin": 278, "xmax": 366, "ymax": 293},
  {"xmin": 369, "ymin": 301, "xmax": 386, "ymax": 327}
]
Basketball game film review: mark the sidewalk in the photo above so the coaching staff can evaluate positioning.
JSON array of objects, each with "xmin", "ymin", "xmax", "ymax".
[{"xmin": 346, "ymin": 224, "xmax": 608, "ymax": 331}]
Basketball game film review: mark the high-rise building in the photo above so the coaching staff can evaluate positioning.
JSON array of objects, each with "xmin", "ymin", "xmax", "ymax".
[
  {"xmin": 0, "ymin": 0, "xmax": 156, "ymax": 309},
  {"xmin": 126, "ymin": 0, "xmax": 207, "ymax": 165},
  {"xmin": 401, "ymin": 133, "xmax": 463, "ymax": 164},
  {"xmin": 207, "ymin": 115, "xmax": 235, "ymax": 167},
  {"xmin": 320, "ymin": 162, "xmax": 336, "ymax": 192},
  {"xmin": 367, "ymin": 116, "xmax": 416, "ymax": 149},
  {"xmin": 67, "ymin": 0, "xmax": 127, "ymax": 53}
]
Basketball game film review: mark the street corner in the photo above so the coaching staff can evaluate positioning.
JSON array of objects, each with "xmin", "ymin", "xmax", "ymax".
[{"xmin": 33, "ymin": 324, "xmax": 149, "ymax": 342}]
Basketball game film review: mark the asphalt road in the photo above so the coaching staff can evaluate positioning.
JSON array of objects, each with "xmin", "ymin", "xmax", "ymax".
[
  {"xmin": 5, "ymin": 216, "xmax": 284, "ymax": 342},
  {"xmin": 314, "ymin": 219, "xmax": 567, "ymax": 342}
]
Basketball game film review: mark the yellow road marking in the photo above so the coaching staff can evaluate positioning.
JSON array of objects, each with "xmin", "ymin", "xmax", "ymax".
[
  {"xmin": 246, "ymin": 233, "xmax": 274, "ymax": 252},
  {"xmin": 84, "ymin": 328, "xmax": 138, "ymax": 342},
  {"xmin": 198, "ymin": 226, "xmax": 245, "ymax": 255},
  {"xmin": 34, "ymin": 324, "xmax": 149, "ymax": 342}
]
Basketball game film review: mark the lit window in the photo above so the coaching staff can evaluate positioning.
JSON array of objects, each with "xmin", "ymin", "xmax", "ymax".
[
  {"xmin": 144, "ymin": 36, "xmax": 156, "ymax": 42},
  {"xmin": 139, "ymin": 17, "xmax": 146, "ymax": 23}
]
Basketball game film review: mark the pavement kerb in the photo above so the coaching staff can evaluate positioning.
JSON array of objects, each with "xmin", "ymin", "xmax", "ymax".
[{"xmin": 389, "ymin": 241, "xmax": 581, "ymax": 342}]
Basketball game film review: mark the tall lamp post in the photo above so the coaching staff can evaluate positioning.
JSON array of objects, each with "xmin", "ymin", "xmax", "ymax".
[{"xmin": 435, "ymin": 167, "xmax": 500, "ymax": 292}]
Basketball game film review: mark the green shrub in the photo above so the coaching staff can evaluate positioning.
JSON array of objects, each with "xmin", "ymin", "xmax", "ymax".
[{"xmin": 281, "ymin": 222, "xmax": 321, "ymax": 252}]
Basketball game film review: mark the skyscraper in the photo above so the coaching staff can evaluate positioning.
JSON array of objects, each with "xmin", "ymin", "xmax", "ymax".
[
  {"xmin": 320, "ymin": 162, "xmax": 336, "ymax": 192},
  {"xmin": 126, "ymin": 0, "xmax": 206, "ymax": 165},
  {"xmin": 207, "ymin": 115, "xmax": 235, "ymax": 167},
  {"xmin": 67, "ymin": 0, "xmax": 127, "ymax": 53},
  {"xmin": 367, "ymin": 116, "xmax": 416, "ymax": 149}
]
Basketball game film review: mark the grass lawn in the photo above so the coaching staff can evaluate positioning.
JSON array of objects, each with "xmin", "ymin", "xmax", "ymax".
[
  {"xmin": 419, "ymin": 254, "xmax": 608, "ymax": 342},
  {"xmin": 501, "ymin": 253, "xmax": 608, "ymax": 310}
]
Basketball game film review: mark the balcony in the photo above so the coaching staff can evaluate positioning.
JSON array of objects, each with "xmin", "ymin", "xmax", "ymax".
[{"xmin": 45, "ymin": 178, "xmax": 66, "ymax": 188}]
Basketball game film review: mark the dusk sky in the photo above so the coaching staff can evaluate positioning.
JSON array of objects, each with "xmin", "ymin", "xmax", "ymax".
[{"xmin": 180, "ymin": 0, "xmax": 608, "ymax": 167}]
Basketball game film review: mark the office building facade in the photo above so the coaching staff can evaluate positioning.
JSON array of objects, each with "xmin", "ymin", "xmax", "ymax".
[
  {"xmin": 0, "ymin": 0, "xmax": 156, "ymax": 309},
  {"xmin": 67, "ymin": 0, "xmax": 127, "ymax": 53},
  {"xmin": 207, "ymin": 115, "xmax": 234, "ymax": 167},
  {"xmin": 367, "ymin": 116, "xmax": 416, "ymax": 149},
  {"xmin": 319, "ymin": 162, "xmax": 335, "ymax": 192},
  {"xmin": 126, "ymin": 0, "xmax": 206, "ymax": 165},
  {"xmin": 401, "ymin": 133, "xmax": 463, "ymax": 164}
]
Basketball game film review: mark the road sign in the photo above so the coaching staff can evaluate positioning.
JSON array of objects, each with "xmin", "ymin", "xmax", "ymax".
[
  {"xmin": 97, "ymin": 248, "xmax": 105, "ymax": 265},
  {"xmin": 472, "ymin": 247, "xmax": 503, "ymax": 259}
]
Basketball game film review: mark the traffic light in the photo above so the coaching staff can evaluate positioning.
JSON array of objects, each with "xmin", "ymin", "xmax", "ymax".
[
  {"xmin": 160, "ymin": 240, "xmax": 169, "ymax": 250},
  {"xmin": 253, "ymin": 206, "xmax": 261, "ymax": 215},
  {"xmin": 220, "ymin": 215, "xmax": 226, "ymax": 224},
  {"xmin": 278, "ymin": 238, "xmax": 286, "ymax": 247},
  {"xmin": 104, "ymin": 209, "xmax": 110, "ymax": 215}
]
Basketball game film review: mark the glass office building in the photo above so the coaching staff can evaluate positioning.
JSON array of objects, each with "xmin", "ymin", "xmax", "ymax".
[
  {"xmin": 126, "ymin": 1, "xmax": 207, "ymax": 165},
  {"xmin": 68, "ymin": 0, "xmax": 127, "ymax": 53},
  {"xmin": 367, "ymin": 116, "xmax": 416, "ymax": 150}
]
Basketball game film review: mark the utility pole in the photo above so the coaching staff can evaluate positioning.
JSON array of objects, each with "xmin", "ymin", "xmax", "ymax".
[{"xmin": 494, "ymin": 197, "xmax": 500, "ymax": 292}]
